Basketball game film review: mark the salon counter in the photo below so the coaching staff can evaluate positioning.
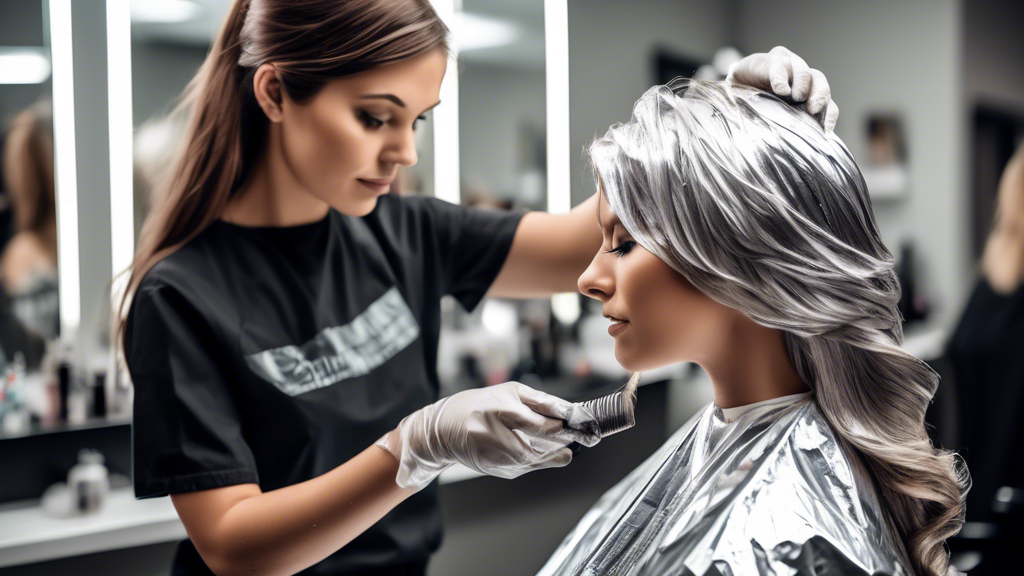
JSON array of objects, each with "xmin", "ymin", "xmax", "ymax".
[{"xmin": 0, "ymin": 464, "xmax": 484, "ymax": 569}]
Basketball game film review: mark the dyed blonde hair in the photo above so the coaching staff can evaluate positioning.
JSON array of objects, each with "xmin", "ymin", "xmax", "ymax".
[{"xmin": 590, "ymin": 79, "xmax": 967, "ymax": 576}]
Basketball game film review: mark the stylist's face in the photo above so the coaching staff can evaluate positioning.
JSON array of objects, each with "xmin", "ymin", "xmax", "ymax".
[
  {"xmin": 577, "ymin": 189, "xmax": 743, "ymax": 371},
  {"xmin": 263, "ymin": 48, "xmax": 446, "ymax": 216}
]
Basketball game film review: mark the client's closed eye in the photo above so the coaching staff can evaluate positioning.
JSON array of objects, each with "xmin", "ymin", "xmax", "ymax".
[{"xmin": 605, "ymin": 241, "xmax": 636, "ymax": 257}]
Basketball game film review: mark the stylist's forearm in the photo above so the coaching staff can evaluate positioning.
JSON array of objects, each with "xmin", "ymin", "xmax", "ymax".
[
  {"xmin": 212, "ymin": 446, "xmax": 414, "ymax": 576},
  {"xmin": 489, "ymin": 192, "xmax": 602, "ymax": 298}
]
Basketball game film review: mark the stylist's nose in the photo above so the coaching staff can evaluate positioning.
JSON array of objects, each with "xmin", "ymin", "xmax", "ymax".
[
  {"xmin": 578, "ymin": 253, "xmax": 614, "ymax": 303},
  {"xmin": 382, "ymin": 128, "xmax": 418, "ymax": 167}
]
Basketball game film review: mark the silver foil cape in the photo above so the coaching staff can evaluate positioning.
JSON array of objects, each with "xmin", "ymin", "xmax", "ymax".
[{"xmin": 539, "ymin": 396, "xmax": 910, "ymax": 576}]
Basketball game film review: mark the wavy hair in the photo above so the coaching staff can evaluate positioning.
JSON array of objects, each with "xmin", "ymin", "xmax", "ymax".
[{"xmin": 589, "ymin": 79, "xmax": 967, "ymax": 576}]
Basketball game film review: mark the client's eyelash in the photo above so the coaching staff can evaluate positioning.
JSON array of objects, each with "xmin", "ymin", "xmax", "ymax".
[
  {"xmin": 605, "ymin": 240, "xmax": 636, "ymax": 257},
  {"xmin": 360, "ymin": 111, "xmax": 428, "ymax": 131},
  {"xmin": 358, "ymin": 111, "xmax": 385, "ymax": 129}
]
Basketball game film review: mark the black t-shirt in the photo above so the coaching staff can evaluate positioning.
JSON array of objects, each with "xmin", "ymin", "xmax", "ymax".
[
  {"xmin": 125, "ymin": 194, "xmax": 524, "ymax": 574},
  {"xmin": 946, "ymin": 277, "xmax": 1024, "ymax": 523}
]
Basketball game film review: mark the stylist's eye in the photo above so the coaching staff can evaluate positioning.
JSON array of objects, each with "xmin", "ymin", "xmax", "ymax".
[
  {"xmin": 358, "ymin": 111, "xmax": 385, "ymax": 129},
  {"xmin": 413, "ymin": 114, "xmax": 427, "ymax": 131},
  {"xmin": 605, "ymin": 240, "xmax": 636, "ymax": 257}
]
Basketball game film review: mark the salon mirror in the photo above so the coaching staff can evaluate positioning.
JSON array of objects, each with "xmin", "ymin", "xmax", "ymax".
[
  {"xmin": 456, "ymin": 0, "xmax": 547, "ymax": 211},
  {"xmin": 0, "ymin": 1, "xmax": 58, "ymax": 367}
]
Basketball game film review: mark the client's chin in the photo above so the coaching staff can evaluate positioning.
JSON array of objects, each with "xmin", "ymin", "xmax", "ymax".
[{"xmin": 613, "ymin": 343, "xmax": 668, "ymax": 373}]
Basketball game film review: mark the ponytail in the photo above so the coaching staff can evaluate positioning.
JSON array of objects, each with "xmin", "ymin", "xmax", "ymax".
[{"xmin": 115, "ymin": 0, "xmax": 254, "ymax": 335}]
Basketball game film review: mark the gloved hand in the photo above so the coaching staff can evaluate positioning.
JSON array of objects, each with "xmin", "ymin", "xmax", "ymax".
[
  {"xmin": 726, "ymin": 45, "xmax": 840, "ymax": 132},
  {"xmin": 376, "ymin": 382, "xmax": 601, "ymax": 490}
]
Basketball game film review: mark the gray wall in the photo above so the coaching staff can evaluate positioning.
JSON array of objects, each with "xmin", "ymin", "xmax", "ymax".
[
  {"xmin": 963, "ymin": 2, "xmax": 1024, "ymax": 112},
  {"xmin": 131, "ymin": 42, "xmax": 208, "ymax": 128},
  {"xmin": 737, "ymin": 0, "xmax": 969, "ymax": 331},
  {"xmin": 567, "ymin": 0, "xmax": 735, "ymax": 206}
]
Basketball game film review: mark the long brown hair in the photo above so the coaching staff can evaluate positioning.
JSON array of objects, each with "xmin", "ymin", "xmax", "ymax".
[
  {"xmin": 2, "ymin": 100, "xmax": 57, "ymax": 265},
  {"xmin": 116, "ymin": 0, "xmax": 448, "ymax": 350}
]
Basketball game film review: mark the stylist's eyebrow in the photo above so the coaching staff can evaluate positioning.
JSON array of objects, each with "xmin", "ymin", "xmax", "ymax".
[{"xmin": 359, "ymin": 94, "xmax": 443, "ymax": 113}]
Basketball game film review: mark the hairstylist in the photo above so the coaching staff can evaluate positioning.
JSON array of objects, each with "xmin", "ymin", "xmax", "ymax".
[{"xmin": 118, "ymin": 0, "xmax": 838, "ymax": 572}]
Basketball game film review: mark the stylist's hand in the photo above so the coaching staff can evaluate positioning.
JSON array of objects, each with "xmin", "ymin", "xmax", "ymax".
[
  {"xmin": 376, "ymin": 382, "xmax": 601, "ymax": 490},
  {"xmin": 726, "ymin": 45, "xmax": 839, "ymax": 132}
]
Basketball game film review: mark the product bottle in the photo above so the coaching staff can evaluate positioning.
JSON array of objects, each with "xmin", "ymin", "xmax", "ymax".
[
  {"xmin": 92, "ymin": 372, "xmax": 107, "ymax": 418},
  {"xmin": 67, "ymin": 449, "xmax": 110, "ymax": 514}
]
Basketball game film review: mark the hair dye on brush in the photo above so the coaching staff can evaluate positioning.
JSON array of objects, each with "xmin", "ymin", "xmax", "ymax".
[{"xmin": 564, "ymin": 372, "xmax": 640, "ymax": 447}]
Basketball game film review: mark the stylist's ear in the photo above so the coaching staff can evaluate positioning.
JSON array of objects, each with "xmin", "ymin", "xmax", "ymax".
[{"xmin": 253, "ymin": 63, "xmax": 285, "ymax": 123}]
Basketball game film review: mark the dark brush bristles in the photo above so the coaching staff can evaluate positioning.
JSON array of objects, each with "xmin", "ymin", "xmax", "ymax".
[{"xmin": 581, "ymin": 372, "xmax": 641, "ymax": 438}]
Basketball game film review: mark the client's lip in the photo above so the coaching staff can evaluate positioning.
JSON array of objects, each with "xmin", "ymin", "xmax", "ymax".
[
  {"xmin": 357, "ymin": 177, "xmax": 395, "ymax": 193},
  {"xmin": 604, "ymin": 312, "xmax": 629, "ymax": 337}
]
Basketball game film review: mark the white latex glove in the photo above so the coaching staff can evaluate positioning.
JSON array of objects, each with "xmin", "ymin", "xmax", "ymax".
[
  {"xmin": 376, "ymin": 382, "xmax": 602, "ymax": 490},
  {"xmin": 726, "ymin": 45, "xmax": 840, "ymax": 133}
]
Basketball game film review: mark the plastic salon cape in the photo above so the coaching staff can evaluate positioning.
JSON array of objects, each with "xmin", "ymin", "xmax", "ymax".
[{"xmin": 538, "ymin": 393, "xmax": 910, "ymax": 576}]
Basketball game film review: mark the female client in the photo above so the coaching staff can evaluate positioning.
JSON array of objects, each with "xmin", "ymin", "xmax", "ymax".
[{"xmin": 541, "ymin": 80, "xmax": 968, "ymax": 576}]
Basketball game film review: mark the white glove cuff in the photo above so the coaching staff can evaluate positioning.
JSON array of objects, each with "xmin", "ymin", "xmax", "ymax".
[{"xmin": 376, "ymin": 398, "xmax": 455, "ymax": 491}]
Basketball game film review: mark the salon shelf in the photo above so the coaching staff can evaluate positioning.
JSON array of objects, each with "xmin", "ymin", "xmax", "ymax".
[{"xmin": 0, "ymin": 413, "xmax": 132, "ymax": 441}]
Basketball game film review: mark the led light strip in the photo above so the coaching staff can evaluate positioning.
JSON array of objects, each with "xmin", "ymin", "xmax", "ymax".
[
  {"xmin": 107, "ymin": 0, "xmax": 135, "ymax": 279},
  {"xmin": 546, "ymin": 0, "xmax": 579, "ymax": 323},
  {"xmin": 50, "ymin": 0, "xmax": 80, "ymax": 333},
  {"xmin": 430, "ymin": 0, "xmax": 460, "ymax": 205}
]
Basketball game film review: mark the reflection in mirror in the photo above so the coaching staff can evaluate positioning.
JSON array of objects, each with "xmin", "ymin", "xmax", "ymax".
[
  {"xmin": 129, "ymin": 1, "xmax": 223, "ymax": 249},
  {"xmin": 458, "ymin": 0, "xmax": 546, "ymax": 211},
  {"xmin": 0, "ymin": 0, "xmax": 57, "ymax": 372}
]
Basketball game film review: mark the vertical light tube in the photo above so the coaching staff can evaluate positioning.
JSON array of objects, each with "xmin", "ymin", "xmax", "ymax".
[
  {"xmin": 545, "ymin": 0, "xmax": 570, "ymax": 215},
  {"xmin": 107, "ymin": 0, "xmax": 134, "ymax": 279},
  {"xmin": 430, "ymin": 0, "xmax": 460, "ymax": 205},
  {"xmin": 50, "ymin": 0, "xmax": 80, "ymax": 334},
  {"xmin": 546, "ymin": 0, "xmax": 577, "ymax": 319}
]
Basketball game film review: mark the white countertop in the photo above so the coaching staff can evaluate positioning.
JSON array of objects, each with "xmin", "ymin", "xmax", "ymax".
[
  {"xmin": 0, "ymin": 488, "xmax": 186, "ymax": 568},
  {"xmin": 0, "ymin": 464, "xmax": 484, "ymax": 568}
]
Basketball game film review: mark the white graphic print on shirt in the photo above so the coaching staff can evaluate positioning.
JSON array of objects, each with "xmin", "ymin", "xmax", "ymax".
[{"xmin": 245, "ymin": 287, "xmax": 420, "ymax": 396}]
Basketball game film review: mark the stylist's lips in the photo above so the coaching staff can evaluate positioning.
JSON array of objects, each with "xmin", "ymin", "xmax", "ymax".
[
  {"xmin": 604, "ymin": 313, "xmax": 629, "ymax": 336},
  {"xmin": 357, "ymin": 176, "xmax": 394, "ymax": 193}
]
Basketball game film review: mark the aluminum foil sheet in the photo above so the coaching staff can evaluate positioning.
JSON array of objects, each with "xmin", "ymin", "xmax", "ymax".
[{"xmin": 539, "ymin": 395, "xmax": 910, "ymax": 576}]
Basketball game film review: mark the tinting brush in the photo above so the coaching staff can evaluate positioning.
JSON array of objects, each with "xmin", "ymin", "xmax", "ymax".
[{"xmin": 564, "ymin": 372, "xmax": 641, "ymax": 451}]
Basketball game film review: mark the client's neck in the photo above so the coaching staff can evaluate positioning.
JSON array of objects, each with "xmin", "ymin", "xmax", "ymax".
[{"xmin": 700, "ymin": 321, "xmax": 809, "ymax": 410}]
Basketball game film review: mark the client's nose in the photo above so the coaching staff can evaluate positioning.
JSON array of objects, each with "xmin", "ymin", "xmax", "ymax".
[{"xmin": 578, "ymin": 254, "xmax": 614, "ymax": 302}]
